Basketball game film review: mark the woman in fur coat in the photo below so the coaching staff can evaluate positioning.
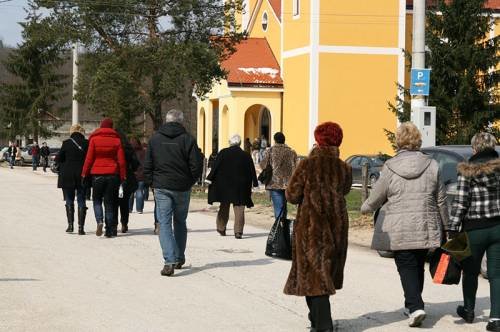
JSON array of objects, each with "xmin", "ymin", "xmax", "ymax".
[{"xmin": 284, "ymin": 122, "xmax": 352, "ymax": 332}]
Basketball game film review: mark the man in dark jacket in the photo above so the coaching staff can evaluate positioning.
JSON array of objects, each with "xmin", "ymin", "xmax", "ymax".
[
  {"xmin": 144, "ymin": 109, "xmax": 203, "ymax": 277},
  {"xmin": 40, "ymin": 142, "xmax": 50, "ymax": 172},
  {"xmin": 7, "ymin": 143, "xmax": 17, "ymax": 169},
  {"xmin": 206, "ymin": 134, "xmax": 258, "ymax": 239}
]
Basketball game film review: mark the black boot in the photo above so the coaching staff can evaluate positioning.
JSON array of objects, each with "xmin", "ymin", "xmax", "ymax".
[
  {"xmin": 65, "ymin": 205, "xmax": 74, "ymax": 233},
  {"xmin": 77, "ymin": 207, "xmax": 87, "ymax": 235}
]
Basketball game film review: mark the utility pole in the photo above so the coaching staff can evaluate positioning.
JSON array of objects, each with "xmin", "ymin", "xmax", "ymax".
[
  {"xmin": 410, "ymin": 0, "xmax": 436, "ymax": 147},
  {"xmin": 72, "ymin": 42, "xmax": 79, "ymax": 125}
]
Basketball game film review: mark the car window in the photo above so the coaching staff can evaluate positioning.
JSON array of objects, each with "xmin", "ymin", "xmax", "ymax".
[
  {"xmin": 370, "ymin": 157, "xmax": 384, "ymax": 167},
  {"xmin": 432, "ymin": 152, "xmax": 461, "ymax": 185},
  {"xmin": 350, "ymin": 157, "xmax": 361, "ymax": 167},
  {"xmin": 360, "ymin": 157, "xmax": 370, "ymax": 166}
]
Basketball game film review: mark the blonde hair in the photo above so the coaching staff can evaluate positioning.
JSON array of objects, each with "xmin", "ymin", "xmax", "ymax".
[
  {"xmin": 396, "ymin": 122, "xmax": 422, "ymax": 151},
  {"xmin": 70, "ymin": 124, "xmax": 85, "ymax": 135},
  {"xmin": 471, "ymin": 132, "xmax": 497, "ymax": 153}
]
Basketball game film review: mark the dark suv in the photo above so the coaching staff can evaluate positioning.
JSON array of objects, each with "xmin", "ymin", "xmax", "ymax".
[{"xmin": 345, "ymin": 154, "xmax": 391, "ymax": 186}]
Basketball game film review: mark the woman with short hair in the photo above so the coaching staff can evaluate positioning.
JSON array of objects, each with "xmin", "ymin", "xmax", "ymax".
[
  {"xmin": 207, "ymin": 134, "xmax": 258, "ymax": 239},
  {"xmin": 361, "ymin": 122, "xmax": 448, "ymax": 328},
  {"xmin": 449, "ymin": 132, "xmax": 500, "ymax": 332},
  {"xmin": 57, "ymin": 124, "xmax": 89, "ymax": 234},
  {"xmin": 259, "ymin": 132, "xmax": 297, "ymax": 219}
]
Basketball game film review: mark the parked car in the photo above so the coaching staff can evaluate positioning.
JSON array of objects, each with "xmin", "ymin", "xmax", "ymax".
[
  {"xmin": 48, "ymin": 148, "xmax": 60, "ymax": 173},
  {"xmin": 19, "ymin": 145, "xmax": 34, "ymax": 165},
  {"xmin": 345, "ymin": 154, "xmax": 391, "ymax": 186},
  {"xmin": 0, "ymin": 147, "xmax": 9, "ymax": 162}
]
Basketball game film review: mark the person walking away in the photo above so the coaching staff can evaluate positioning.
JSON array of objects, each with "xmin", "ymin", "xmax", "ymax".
[
  {"xmin": 259, "ymin": 135, "xmax": 268, "ymax": 162},
  {"xmin": 81, "ymin": 118, "xmax": 126, "ymax": 238},
  {"xmin": 284, "ymin": 122, "xmax": 351, "ymax": 332},
  {"xmin": 259, "ymin": 132, "xmax": 297, "ymax": 220},
  {"xmin": 244, "ymin": 138, "xmax": 252, "ymax": 154},
  {"xmin": 448, "ymin": 132, "xmax": 500, "ymax": 332},
  {"xmin": 7, "ymin": 143, "xmax": 17, "ymax": 169},
  {"xmin": 142, "ymin": 142, "xmax": 150, "ymax": 201},
  {"xmin": 144, "ymin": 109, "xmax": 203, "ymax": 277},
  {"xmin": 57, "ymin": 125, "xmax": 89, "ymax": 234},
  {"xmin": 129, "ymin": 138, "xmax": 146, "ymax": 214},
  {"xmin": 40, "ymin": 142, "xmax": 50, "ymax": 172},
  {"xmin": 207, "ymin": 148, "xmax": 218, "ymax": 173},
  {"xmin": 31, "ymin": 142, "xmax": 40, "ymax": 171},
  {"xmin": 361, "ymin": 122, "xmax": 448, "ymax": 328},
  {"xmin": 251, "ymin": 138, "xmax": 260, "ymax": 164},
  {"xmin": 207, "ymin": 134, "xmax": 258, "ymax": 239},
  {"xmin": 113, "ymin": 130, "xmax": 139, "ymax": 234}
]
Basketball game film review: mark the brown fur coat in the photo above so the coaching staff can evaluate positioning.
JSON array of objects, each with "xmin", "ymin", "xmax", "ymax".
[{"xmin": 284, "ymin": 146, "xmax": 352, "ymax": 296}]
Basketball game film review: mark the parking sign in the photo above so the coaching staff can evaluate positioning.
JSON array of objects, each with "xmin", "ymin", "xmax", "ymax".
[{"xmin": 410, "ymin": 68, "xmax": 431, "ymax": 96}]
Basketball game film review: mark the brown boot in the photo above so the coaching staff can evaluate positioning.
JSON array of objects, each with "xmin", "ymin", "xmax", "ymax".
[
  {"xmin": 96, "ymin": 223, "xmax": 103, "ymax": 236},
  {"xmin": 160, "ymin": 264, "xmax": 174, "ymax": 276}
]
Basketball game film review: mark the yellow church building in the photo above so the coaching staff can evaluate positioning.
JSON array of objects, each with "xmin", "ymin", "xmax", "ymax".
[{"xmin": 197, "ymin": 0, "xmax": 500, "ymax": 157}]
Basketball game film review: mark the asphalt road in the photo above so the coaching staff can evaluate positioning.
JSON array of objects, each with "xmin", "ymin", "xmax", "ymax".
[{"xmin": 0, "ymin": 166, "xmax": 491, "ymax": 331}]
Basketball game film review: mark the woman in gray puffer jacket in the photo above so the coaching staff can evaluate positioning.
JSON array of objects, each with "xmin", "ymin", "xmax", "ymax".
[{"xmin": 361, "ymin": 122, "xmax": 449, "ymax": 328}]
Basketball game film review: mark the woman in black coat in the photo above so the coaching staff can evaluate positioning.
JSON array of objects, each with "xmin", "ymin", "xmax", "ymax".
[
  {"xmin": 57, "ymin": 124, "xmax": 89, "ymax": 235},
  {"xmin": 114, "ymin": 130, "xmax": 139, "ymax": 234},
  {"xmin": 207, "ymin": 134, "xmax": 258, "ymax": 238}
]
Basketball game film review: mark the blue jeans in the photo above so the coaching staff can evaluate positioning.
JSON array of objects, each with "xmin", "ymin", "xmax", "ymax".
[
  {"xmin": 270, "ymin": 189, "xmax": 287, "ymax": 219},
  {"xmin": 129, "ymin": 181, "xmax": 145, "ymax": 212},
  {"xmin": 63, "ymin": 187, "xmax": 87, "ymax": 208},
  {"xmin": 32, "ymin": 155, "xmax": 39, "ymax": 170},
  {"xmin": 155, "ymin": 189, "xmax": 191, "ymax": 265}
]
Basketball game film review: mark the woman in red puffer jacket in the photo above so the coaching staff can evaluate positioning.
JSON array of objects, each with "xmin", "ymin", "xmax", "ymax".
[{"xmin": 82, "ymin": 118, "xmax": 126, "ymax": 238}]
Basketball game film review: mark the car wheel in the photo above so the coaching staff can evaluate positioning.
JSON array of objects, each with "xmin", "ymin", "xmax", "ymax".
[
  {"xmin": 481, "ymin": 256, "xmax": 488, "ymax": 279},
  {"xmin": 377, "ymin": 250, "xmax": 395, "ymax": 258}
]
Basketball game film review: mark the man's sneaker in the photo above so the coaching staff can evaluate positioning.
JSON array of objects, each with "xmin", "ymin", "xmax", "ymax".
[
  {"xmin": 456, "ymin": 305, "xmax": 475, "ymax": 323},
  {"xmin": 408, "ymin": 309, "xmax": 426, "ymax": 327},
  {"xmin": 175, "ymin": 259, "xmax": 186, "ymax": 269},
  {"xmin": 160, "ymin": 265, "xmax": 174, "ymax": 277},
  {"xmin": 96, "ymin": 223, "xmax": 103, "ymax": 236},
  {"xmin": 487, "ymin": 319, "xmax": 500, "ymax": 332}
]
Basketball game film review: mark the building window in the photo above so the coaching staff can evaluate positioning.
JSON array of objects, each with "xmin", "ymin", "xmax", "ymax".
[
  {"xmin": 262, "ymin": 12, "xmax": 268, "ymax": 31},
  {"xmin": 293, "ymin": 0, "xmax": 300, "ymax": 17}
]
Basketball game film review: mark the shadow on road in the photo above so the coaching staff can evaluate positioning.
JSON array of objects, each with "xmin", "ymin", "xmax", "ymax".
[
  {"xmin": 335, "ymin": 297, "xmax": 489, "ymax": 331},
  {"xmin": 0, "ymin": 278, "xmax": 40, "ymax": 282},
  {"xmin": 118, "ymin": 228, "xmax": 155, "ymax": 237},
  {"xmin": 175, "ymin": 258, "xmax": 274, "ymax": 277}
]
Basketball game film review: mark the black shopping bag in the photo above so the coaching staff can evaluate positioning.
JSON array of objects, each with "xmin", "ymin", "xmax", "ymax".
[
  {"xmin": 429, "ymin": 247, "xmax": 462, "ymax": 285},
  {"xmin": 265, "ymin": 212, "xmax": 292, "ymax": 260}
]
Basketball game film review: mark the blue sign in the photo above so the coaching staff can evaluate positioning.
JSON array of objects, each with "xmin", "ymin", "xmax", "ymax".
[{"xmin": 410, "ymin": 68, "xmax": 431, "ymax": 96}]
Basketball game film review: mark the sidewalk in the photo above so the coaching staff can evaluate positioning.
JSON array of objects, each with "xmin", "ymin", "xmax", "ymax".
[{"xmin": 0, "ymin": 166, "xmax": 492, "ymax": 331}]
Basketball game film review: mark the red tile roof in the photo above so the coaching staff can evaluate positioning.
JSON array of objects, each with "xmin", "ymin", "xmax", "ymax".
[
  {"xmin": 406, "ymin": 0, "xmax": 500, "ymax": 10},
  {"xmin": 268, "ymin": 0, "xmax": 281, "ymax": 20},
  {"xmin": 222, "ymin": 38, "xmax": 283, "ymax": 87}
]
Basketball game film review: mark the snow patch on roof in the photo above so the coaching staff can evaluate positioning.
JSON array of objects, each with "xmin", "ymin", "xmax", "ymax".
[{"xmin": 237, "ymin": 67, "xmax": 279, "ymax": 78}]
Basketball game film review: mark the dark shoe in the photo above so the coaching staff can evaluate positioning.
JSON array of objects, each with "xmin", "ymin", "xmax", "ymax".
[
  {"xmin": 65, "ymin": 205, "xmax": 75, "ymax": 233},
  {"xmin": 457, "ymin": 305, "xmax": 475, "ymax": 323},
  {"xmin": 160, "ymin": 264, "xmax": 175, "ymax": 276},
  {"xmin": 235, "ymin": 233, "xmax": 242, "ymax": 239},
  {"xmin": 121, "ymin": 224, "xmax": 128, "ymax": 233},
  {"xmin": 217, "ymin": 229, "xmax": 226, "ymax": 236},
  {"xmin": 154, "ymin": 222, "xmax": 160, "ymax": 235},
  {"xmin": 175, "ymin": 259, "xmax": 186, "ymax": 269},
  {"xmin": 487, "ymin": 320, "xmax": 500, "ymax": 332},
  {"xmin": 77, "ymin": 207, "xmax": 87, "ymax": 235},
  {"xmin": 310, "ymin": 329, "xmax": 333, "ymax": 332},
  {"xmin": 96, "ymin": 223, "xmax": 103, "ymax": 236}
]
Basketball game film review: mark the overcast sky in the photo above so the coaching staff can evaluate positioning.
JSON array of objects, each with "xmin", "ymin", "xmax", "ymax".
[{"xmin": 0, "ymin": 0, "xmax": 27, "ymax": 47}]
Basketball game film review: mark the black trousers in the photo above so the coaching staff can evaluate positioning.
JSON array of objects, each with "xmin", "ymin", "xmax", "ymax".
[
  {"xmin": 113, "ymin": 189, "xmax": 133, "ymax": 226},
  {"xmin": 394, "ymin": 249, "xmax": 428, "ymax": 313},
  {"xmin": 306, "ymin": 295, "xmax": 333, "ymax": 330}
]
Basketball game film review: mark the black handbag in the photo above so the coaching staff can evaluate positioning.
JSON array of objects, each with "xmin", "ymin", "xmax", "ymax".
[
  {"xmin": 258, "ymin": 148, "xmax": 273, "ymax": 185},
  {"xmin": 429, "ymin": 247, "xmax": 462, "ymax": 285},
  {"xmin": 265, "ymin": 208, "xmax": 293, "ymax": 260}
]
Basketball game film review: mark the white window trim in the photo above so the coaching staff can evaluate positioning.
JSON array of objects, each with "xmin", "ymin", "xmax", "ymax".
[
  {"xmin": 293, "ymin": 0, "xmax": 300, "ymax": 19},
  {"xmin": 262, "ymin": 11, "xmax": 269, "ymax": 32}
]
